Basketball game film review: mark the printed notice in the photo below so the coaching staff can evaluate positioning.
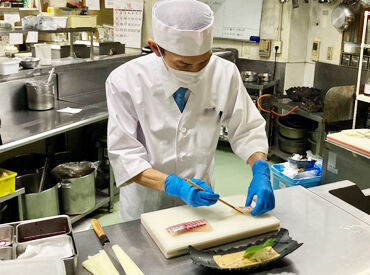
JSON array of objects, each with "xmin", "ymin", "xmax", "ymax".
[
  {"xmin": 87, "ymin": 0, "xmax": 100, "ymax": 10},
  {"xmin": 26, "ymin": 31, "xmax": 39, "ymax": 43},
  {"xmin": 4, "ymin": 12, "xmax": 20, "ymax": 24},
  {"xmin": 105, "ymin": 0, "xmax": 114, "ymax": 8},
  {"xmin": 9, "ymin": 33, "xmax": 23, "ymax": 45},
  {"xmin": 114, "ymin": 0, "xmax": 143, "ymax": 48}
]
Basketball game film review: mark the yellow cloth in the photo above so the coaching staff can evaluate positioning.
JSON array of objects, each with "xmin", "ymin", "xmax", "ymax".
[{"xmin": 82, "ymin": 245, "xmax": 144, "ymax": 275}]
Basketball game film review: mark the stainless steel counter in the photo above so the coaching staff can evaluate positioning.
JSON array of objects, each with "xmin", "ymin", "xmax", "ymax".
[
  {"xmin": 0, "ymin": 100, "xmax": 108, "ymax": 153},
  {"xmin": 74, "ymin": 184, "xmax": 370, "ymax": 275}
]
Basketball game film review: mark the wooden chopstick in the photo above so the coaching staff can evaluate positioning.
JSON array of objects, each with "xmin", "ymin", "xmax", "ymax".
[{"xmin": 184, "ymin": 178, "xmax": 244, "ymax": 214}]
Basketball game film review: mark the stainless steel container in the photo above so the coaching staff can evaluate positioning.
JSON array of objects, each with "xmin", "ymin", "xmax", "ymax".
[
  {"xmin": 20, "ymin": 57, "xmax": 40, "ymax": 69},
  {"xmin": 258, "ymin": 72, "xmax": 273, "ymax": 82},
  {"xmin": 16, "ymin": 235, "xmax": 75, "ymax": 259},
  {"xmin": 60, "ymin": 172, "xmax": 95, "ymax": 215},
  {"xmin": 0, "ymin": 225, "xmax": 13, "ymax": 247},
  {"xmin": 241, "ymin": 71, "xmax": 258, "ymax": 82},
  {"xmin": 16, "ymin": 174, "xmax": 60, "ymax": 220},
  {"xmin": 16, "ymin": 215, "xmax": 71, "ymax": 243},
  {"xmin": 0, "ymin": 247, "xmax": 13, "ymax": 260},
  {"xmin": 52, "ymin": 162, "xmax": 96, "ymax": 215},
  {"xmin": 277, "ymin": 120, "xmax": 308, "ymax": 139},
  {"xmin": 25, "ymin": 81, "xmax": 55, "ymax": 111},
  {"xmin": 13, "ymin": 215, "xmax": 77, "ymax": 275},
  {"xmin": 278, "ymin": 115, "xmax": 315, "ymax": 139}
]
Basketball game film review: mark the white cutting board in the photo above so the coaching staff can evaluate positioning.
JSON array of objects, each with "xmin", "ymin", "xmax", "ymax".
[
  {"xmin": 141, "ymin": 195, "xmax": 280, "ymax": 258},
  {"xmin": 327, "ymin": 131, "xmax": 370, "ymax": 156}
]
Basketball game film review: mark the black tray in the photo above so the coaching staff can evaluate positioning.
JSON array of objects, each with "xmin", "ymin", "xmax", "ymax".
[{"xmin": 189, "ymin": 228, "xmax": 302, "ymax": 272}]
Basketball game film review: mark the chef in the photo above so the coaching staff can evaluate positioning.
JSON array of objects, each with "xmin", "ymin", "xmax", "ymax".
[{"xmin": 106, "ymin": 0, "xmax": 275, "ymax": 222}]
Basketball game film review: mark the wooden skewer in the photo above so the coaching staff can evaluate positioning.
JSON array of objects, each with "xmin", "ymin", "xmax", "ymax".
[{"xmin": 184, "ymin": 178, "xmax": 244, "ymax": 214}]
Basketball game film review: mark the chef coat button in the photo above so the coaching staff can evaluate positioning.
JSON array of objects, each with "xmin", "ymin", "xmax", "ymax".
[
  {"xmin": 180, "ymin": 153, "xmax": 186, "ymax": 160},
  {"xmin": 181, "ymin": 127, "xmax": 187, "ymax": 133}
]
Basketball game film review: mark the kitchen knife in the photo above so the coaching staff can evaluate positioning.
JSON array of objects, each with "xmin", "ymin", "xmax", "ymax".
[{"xmin": 91, "ymin": 219, "xmax": 126, "ymax": 275}]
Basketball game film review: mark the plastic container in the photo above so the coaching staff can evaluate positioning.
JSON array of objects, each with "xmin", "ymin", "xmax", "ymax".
[
  {"xmin": 0, "ymin": 169, "xmax": 17, "ymax": 198},
  {"xmin": 271, "ymin": 163, "xmax": 321, "ymax": 190},
  {"xmin": 0, "ymin": 57, "xmax": 21, "ymax": 75}
]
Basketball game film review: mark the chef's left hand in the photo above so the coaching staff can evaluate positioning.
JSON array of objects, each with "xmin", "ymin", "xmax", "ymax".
[{"xmin": 245, "ymin": 160, "xmax": 275, "ymax": 216}]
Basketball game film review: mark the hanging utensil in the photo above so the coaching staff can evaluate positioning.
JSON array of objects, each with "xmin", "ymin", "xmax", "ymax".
[
  {"xmin": 38, "ymin": 157, "xmax": 49, "ymax": 193},
  {"xmin": 47, "ymin": 67, "xmax": 55, "ymax": 84}
]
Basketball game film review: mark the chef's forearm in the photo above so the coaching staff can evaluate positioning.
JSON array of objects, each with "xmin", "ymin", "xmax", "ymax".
[
  {"xmin": 131, "ymin": 168, "xmax": 168, "ymax": 191},
  {"xmin": 247, "ymin": 152, "xmax": 267, "ymax": 168}
]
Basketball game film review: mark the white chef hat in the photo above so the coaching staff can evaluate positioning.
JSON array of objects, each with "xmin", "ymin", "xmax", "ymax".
[{"xmin": 152, "ymin": 0, "xmax": 214, "ymax": 56}]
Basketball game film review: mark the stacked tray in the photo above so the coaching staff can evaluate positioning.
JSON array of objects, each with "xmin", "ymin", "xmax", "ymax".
[{"xmin": 0, "ymin": 215, "xmax": 78, "ymax": 275}]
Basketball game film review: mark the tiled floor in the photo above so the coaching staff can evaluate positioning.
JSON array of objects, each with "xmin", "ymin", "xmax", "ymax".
[{"xmin": 73, "ymin": 144, "xmax": 280, "ymax": 232}]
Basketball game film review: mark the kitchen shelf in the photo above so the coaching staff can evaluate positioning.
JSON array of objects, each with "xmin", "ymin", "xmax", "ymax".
[
  {"xmin": 357, "ymin": 94, "xmax": 370, "ymax": 103},
  {"xmin": 0, "ymin": 187, "xmax": 25, "ymax": 203},
  {"xmin": 0, "ymin": 27, "xmax": 97, "ymax": 36},
  {"xmin": 268, "ymin": 145, "xmax": 291, "ymax": 161},
  {"xmin": 273, "ymin": 99, "xmax": 324, "ymax": 122},
  {"xmin": 353, "ymin": 11, "xmax": 370, "ymax": 128},
  {"xmin": 69, "ymin": 190, "xmax": 110, "ymax": 224}
]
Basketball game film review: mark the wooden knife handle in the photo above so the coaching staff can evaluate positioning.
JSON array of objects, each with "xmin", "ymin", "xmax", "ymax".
[{"xmin": 91, "ymin": 219, "xmax": 109, "ymax": 245}]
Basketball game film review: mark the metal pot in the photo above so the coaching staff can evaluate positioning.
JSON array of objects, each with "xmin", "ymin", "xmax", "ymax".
[
  {"xmin": 3, "ymin": 153, "xmax": 46, "ymax": 176},
  {"xmin": 52, "ymin": 162, "xmax": 96, "ymax": 215},
  {"xmin": 241, "ymin": 71, "xmax": 258, "ymax": 82},
  {"xmin": 258, "ymin": 73, "xmax": 273, "ymax": 82},
  {"xmin": 16, "ymin": 174, "xmax": 60, "ymax": 220},
  {"xmin": 20, "ymin": 57, "xmax": 40, "ymax": 69},
  {"xmin": 278, "ymin": 115, "xmax": 316, "ymax": 139},
  {"xmin": 25, "ymin": 81, "xmax": 55, "ymax": 111},
  {"xmin": 331, "ymin": 4, "xmax": 355, "ymax": 31},
  {"xmin": 278, "ymin": 135, "xmax": 309, "ymax": 155}
]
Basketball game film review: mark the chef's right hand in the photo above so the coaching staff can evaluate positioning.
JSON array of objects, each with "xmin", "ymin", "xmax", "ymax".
[{"xmin": 164, "ymin": 175, "xmax": 219, "ymax": 207}]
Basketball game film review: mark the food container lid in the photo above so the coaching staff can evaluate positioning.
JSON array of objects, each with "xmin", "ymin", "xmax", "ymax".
[{"xmin": 0, "ymin": 57, "xmax": 21, "ymax": 65}]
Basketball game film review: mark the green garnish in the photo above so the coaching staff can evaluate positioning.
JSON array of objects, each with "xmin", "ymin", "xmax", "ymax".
[{"xmin": 243, "ymin": 238, "xmax": 276, "ymax": 258}]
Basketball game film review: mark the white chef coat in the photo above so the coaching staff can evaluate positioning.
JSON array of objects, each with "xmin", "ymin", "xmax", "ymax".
[{"xmin": 106, "ymin": 53, "xmax": 268, "ymax": 222}]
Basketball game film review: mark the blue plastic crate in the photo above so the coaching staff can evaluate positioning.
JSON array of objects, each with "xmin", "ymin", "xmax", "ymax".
[{"xmin": 271, "ymin": 163, "xmax": 321, "ymax": 190}]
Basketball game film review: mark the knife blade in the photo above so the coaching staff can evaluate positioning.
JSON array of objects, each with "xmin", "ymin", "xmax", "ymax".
[{"xmin": 91, "ymin": 219, "xmax": 126, "ymax": 275}]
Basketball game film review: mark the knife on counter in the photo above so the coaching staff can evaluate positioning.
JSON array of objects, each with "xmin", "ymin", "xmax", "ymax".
[{"xmin": 91, "ymin": 219, "xmax": 126, "ymax": 275}]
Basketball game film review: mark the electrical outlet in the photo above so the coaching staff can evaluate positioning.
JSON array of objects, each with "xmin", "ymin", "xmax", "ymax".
[
  {"xmin": 273, "ymin": 40, "xmax": 282, "ymax": 54},
  {"xmin": 327, "ymin": 47, "xmax": 333, "ymax": 60}
]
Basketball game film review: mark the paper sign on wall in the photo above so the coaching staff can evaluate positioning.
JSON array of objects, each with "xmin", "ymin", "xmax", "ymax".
[
  {"xmin": 105, "ymin": 0, "xmax": 114, "ymax": 8},
  {"xmin": 86, "ymin": 0, "xmax": 100, "ymax": 10},
  {"xmin": 114, "ymin": 0, "xmax": 144, "ymax": 49},
  {"xmin": 4, "ymin": 12, "xmax": 20, "ymax": 24},
  {"xmin": 9, "ymin": 33, "xmax": 23, "ymax": 45},
  {"xmin": 26, "ymin": 31, "xmax": 39, "ymax": 43}
]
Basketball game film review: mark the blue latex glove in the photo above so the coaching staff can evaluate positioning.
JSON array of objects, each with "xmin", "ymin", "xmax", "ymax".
[
  {"xmin": 245, "ymin": 160, "xmax": 275, "ymax": 216},
  {"xmin": 164, "ymin": 175, "xmax": 219, "ymax": 207}
]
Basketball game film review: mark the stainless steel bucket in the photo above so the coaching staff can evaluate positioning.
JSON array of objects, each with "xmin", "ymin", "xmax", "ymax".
[
  {"xmin": 52, "ymin": 162, "xmax": 96, "ymax": 215},
  {"xmin": 16, "ymin": 174, "xmax": 60, "ymax": 220},
  {"xmin": 25, "ymin": 81, "xmax": 55, "ymax": 111}
]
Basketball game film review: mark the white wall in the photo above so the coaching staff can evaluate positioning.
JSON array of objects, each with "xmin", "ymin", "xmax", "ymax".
[{"xmin": 134, "ymin": 0, "xmax": 344, "ymax": 90}]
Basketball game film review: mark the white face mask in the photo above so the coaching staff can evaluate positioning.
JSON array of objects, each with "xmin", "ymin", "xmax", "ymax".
[{"xmin": 160, "ymin": 52, "xmax": 210, "ymax": 89}]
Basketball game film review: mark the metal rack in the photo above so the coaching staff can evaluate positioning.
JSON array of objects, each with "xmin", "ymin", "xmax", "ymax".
[
  {"xmin": 353, "ymin": 11, "xmax": 370, "ymax": 128},
  {"xmin": 0, "ymin": 27, "xmax": 97, "ymax": 60},
  {"xmin": 0, "ymin": 187, "xmax": 25, "ymax": 220}
]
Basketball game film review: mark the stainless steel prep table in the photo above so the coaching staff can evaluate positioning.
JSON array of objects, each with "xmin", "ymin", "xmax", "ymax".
[
  {"xmin": 0, "ymin": 100, "xmax": 108, "ymax": 153},
  {"xmin": 74, "ymin": 183, "xmax": 370, "ymax": 275}
]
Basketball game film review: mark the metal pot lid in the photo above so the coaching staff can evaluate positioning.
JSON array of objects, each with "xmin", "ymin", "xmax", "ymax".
[{"xmin": 51, "ymin": 161, "xmax": 97, "ymax": 180}]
